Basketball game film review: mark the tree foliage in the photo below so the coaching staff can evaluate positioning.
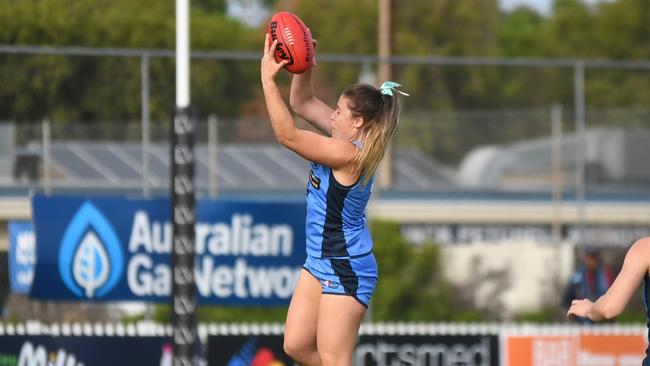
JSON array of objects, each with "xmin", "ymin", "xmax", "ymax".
[
  {"xmin": 2, "ymin": 0, "xmax": 648, "ymax": 323},
  {"xmin": 148, "ymin": 220, "xmax": 485, "ymax": 323},
  {"xmin": 370, "ymin": 220, "xmax": 486, "ymax": 321},
  {"xmin": 0, "ymin": 0, "xmax": 262, "ymax": 124},
  {"xmin": 0, "ymin": 0, "xmax": 648, "ymax": 130}
]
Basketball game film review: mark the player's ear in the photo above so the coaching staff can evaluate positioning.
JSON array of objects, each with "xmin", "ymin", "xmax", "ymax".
[{"xmin": 353, "ymin": 117, "xmax": 365, "ymax": 129}]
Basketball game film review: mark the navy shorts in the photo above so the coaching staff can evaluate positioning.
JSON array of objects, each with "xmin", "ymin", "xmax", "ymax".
[{"xmin": 302, "ymin": 252, "xmax": 378, "ymax": 308}]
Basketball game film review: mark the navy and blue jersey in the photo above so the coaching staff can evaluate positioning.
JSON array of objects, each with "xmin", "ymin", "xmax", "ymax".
[
  {"xmin": 642, "ymin": 272, "xmax": 650, "ymax": 366},
  {"xmin": 305, "ymin": 161, "xmax": 373, "ymax": 258}
]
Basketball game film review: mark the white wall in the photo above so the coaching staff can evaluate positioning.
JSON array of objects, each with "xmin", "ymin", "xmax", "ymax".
[{"xmin": 440, "ymin": 241, "xmax": 575, "ymax": 319}]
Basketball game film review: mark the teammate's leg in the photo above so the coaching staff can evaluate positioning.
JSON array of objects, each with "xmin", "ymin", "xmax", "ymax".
[{"xmin": 284, "ymin": 268, "xmax": 322, "ymax": 365}]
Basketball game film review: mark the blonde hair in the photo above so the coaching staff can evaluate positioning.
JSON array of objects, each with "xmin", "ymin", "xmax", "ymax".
[{"xmin": 343, "ymin": 83, "xmax": 401, "ymax": 186}]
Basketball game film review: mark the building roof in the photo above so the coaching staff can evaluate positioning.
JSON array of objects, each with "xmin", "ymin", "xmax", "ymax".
[{"xmin": 17, "ymin": 141, "xmax": 455, "ymax": 193}]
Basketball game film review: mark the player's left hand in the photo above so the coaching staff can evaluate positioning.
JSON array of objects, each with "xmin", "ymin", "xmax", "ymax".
[
  {"xmin": 567, "ymin": 298, "xmax": 594, "ymax": 319},
  {"xmin": 261, "ymin": 33, "xmax": 288, "ymax": 84}
]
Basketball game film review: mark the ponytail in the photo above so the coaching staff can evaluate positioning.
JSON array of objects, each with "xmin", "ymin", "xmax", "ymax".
[{"xmin": 342, "ymin": 82, "xmax": 404, "ymax": 186}]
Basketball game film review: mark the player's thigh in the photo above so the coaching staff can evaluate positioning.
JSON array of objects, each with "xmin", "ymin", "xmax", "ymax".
[
  {"xmin": 316, "ymin": 294, "xmax": 366, "ymax": 364},
  {"xmin": 284, "ymin": 269, "xmax": 322, "ymax": 350}
]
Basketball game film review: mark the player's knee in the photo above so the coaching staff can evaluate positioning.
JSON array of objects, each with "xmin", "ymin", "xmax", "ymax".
[
  {"xmin": 319, "ymin": 350, "xmax": 349, "ymax": 366},
  {"xmin": 283, "ymin": 337, "xmax": 310, "ymax": 361},
  {"xmin": 282, "ymin": 338, "xmax": 297, "ymax": 359}
]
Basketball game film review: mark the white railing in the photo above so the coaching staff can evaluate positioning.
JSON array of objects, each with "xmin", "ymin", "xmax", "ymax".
[{"xmin": 0, "ymin": 321, "xmax": 645, "ymax": 343}]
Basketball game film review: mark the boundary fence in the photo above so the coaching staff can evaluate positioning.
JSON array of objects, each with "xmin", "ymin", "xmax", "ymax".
[
  {"xmin": 0, "ymin": 320, "xmax": 645, "ymax": 342},
  {"xmin": 0, "ymin": 321, "xmax": 646, "ymax": 366}
]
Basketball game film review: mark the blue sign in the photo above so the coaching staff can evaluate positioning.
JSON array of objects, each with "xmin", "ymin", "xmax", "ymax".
[
  {"xmin": 30, "ymin": 195, "xmax": 306, "ymax": 305},
  {"xmin": 8, "ymin": 221, "xmax": 35, "ymax": 294},
  {"xmin": 58, "ymin": 201, "xmax": 124, "ymax": 298},
  {"xmin": 0, "ymin": 335, "xmax": 174, "ymax": 366}
]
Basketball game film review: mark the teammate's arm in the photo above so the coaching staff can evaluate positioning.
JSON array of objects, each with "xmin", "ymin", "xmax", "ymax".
[{"xmin": 567, "ymin": 238, "xmax": 650, "ymax": 321}]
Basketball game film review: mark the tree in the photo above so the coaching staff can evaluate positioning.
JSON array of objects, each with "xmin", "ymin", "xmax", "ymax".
[
  {"xmin": 1, "ymin": 0, "xmax": 648, "ymax": 152},
  {"xmin": 146, "ymin": 220, "xmax": 487, "ymax": 323},
  {"xmin": 0, "ymin": 0, "xmax": 263, "ymax": 124},
  {"xmin": 370, "ymin": 220, "xmax": 486, "ymax": 321},
  {"xmin": 540, "ymin": 0, "xmax": 650, "ymax": 110}
]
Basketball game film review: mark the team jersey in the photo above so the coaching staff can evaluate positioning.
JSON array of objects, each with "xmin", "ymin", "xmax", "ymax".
[
  {"xmin": 642, "ymin": 273, "xmax": 650, "ymax": 366},
  {"xmin": 305, "ymin": 160, "xmax": 374, "ymax": 258}
]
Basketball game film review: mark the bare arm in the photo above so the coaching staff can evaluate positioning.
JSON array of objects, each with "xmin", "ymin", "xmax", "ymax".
[
  {"xmin": 289, "ymin": 67, "xmax": 334, "ymax": 135},
  {"xmin": 567, "ymin": 237, "xmax": 650, "ymax": 321},
  {"xmin": 261, "ymin": 35, "xmax": 355, "ymax": 169}
]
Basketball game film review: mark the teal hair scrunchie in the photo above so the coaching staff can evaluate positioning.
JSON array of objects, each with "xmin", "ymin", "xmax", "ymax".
[{"xmin": 379, "ymin": 81, "xmax": 410, "ymax": 96}]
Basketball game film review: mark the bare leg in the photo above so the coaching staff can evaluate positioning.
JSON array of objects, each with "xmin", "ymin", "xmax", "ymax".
[
  {"xmin": 316, "ymin": 295, "xmax": 366, "ymax": 366},
  {"xmin": 284, "ymin": 269, "xmax": 322, "ymax": 366}
]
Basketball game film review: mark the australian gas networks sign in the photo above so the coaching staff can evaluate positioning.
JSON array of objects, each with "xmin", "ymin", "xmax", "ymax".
[
  {"xmin": 128, "ymin": 210, "xmax": 298, "ymax": 300},
  {"xmin": 30, "ymin": 196, "xmax": 306, "ymax": 305}
]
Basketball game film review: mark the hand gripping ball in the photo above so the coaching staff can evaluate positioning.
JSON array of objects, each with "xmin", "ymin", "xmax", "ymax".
[{"xmin": 267, "ymin": 11, "xmax": 314, "ymax": 74}]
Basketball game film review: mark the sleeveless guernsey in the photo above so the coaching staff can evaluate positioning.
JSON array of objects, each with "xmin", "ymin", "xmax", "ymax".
[{"xmin": 304, "ymin": 161, "xmax": 373, "ymax": 258}]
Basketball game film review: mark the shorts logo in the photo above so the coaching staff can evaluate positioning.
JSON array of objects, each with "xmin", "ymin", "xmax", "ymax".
[
  {"xmin": 323, "ymin": 280, "xmax": 339, "ymax": 289},
  {"xmin": 308, "ymin": 169, "xmax": 321, "ymax": 190},
  {"xmin": 58, "ymin": 201, "xmax": 124, "ymax": 298}
]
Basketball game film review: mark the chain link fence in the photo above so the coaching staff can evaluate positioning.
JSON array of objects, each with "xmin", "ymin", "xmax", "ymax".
[{"xmin": 1, "ymin": 45, "xmax": 650, "ymax": 196}]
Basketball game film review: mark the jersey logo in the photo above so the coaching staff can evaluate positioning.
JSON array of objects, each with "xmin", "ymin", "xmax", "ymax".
[
  {"xmin": 322, "ymin": 280, "xmax": 339, "ymax": 289},
  {"xmin": 309, "ymin": 169, "xmax": 321, "ymax": 190}
]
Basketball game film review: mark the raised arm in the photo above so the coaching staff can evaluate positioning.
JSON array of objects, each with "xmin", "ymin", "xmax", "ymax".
[
  {"xmin": 289, "ymin": 67, "xmax": 334, "ymax": 135},
  {"xmin": 567, "ymin": 237, "xmax": 650, "ymax": 321},
  {"xmin": 261, "ymin": 35, "xmax": 357, "ymax": 169}
]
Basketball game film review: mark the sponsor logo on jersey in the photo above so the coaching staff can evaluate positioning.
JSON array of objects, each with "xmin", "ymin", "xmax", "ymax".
[{"xmin": 309, "ymin": 169, "xmax": 321, "ymax": 190}]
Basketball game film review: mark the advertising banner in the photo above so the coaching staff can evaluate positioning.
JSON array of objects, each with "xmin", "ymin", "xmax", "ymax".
[
  {"xmin": 207, "ymin": 334, "xmax": 500, "ymax": 366},
  {"xmin": 207, "ymin": 335, "xmax": 292, "ymax": 366},
  {"xmin": 580, "ymin": 334, "xmax": 647, "ymax": 365},
  {"xmin": 7, "ymin": 221, "xmax": 35, "ymax": 294},
  {"xmin": 30, "ymin": 195, "xmax": 306, "ymax": 305},
  {"xmin": 355, "ymin": 334, "xmax": 499, "ymax": 366},
  {"xmin": 401, "ymin": 223, "xmax": 650, "ymax": 246},
  {"xmin": 0, "ymin": 335, "xmax": 172, "ymax": 366},
  {"xmin": 506, "ymin": 334, "xmax": 647, "ymax": 366}
]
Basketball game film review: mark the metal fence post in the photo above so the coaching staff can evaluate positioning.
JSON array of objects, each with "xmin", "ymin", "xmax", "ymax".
[
  {"xmin": 208, "ymin": 114, "xmax": 218, "ymax": 198},
  {"xmin": 551, "ymin": 103, "xmax": 563, "ymax": 245},
  {"xmin": 574, "ymin": 62, "xmax": 586, "ymax": 246},
  {"xmin": 141, "ymin": 53, "xmax": 151, "ymax": 198},
  {"xmin": 42, "ymin": 118, "xmax": 51, "ymax": 195}
]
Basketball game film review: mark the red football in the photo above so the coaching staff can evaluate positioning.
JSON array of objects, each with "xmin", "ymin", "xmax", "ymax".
[{"xmin": 267, "ymin": 11, "xmax": 314, "ymax": 74}]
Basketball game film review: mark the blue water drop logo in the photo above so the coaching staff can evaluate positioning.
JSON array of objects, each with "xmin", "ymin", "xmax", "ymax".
[{"xmin": 58, "ymin": 201, "xmax": 124, "ymax": 298}]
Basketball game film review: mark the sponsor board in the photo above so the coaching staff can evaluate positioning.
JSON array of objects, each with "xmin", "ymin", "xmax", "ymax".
[
  {"xmin": 506, "ymin": 334, "xmax": 647, "ymax": 366},
  {"xmin": 7, "ymin": 221, "xmax": 35, "ymax": 294},
  {"xmin": 207, "ymin": 334, "xmax": 499, "ymax": 366},
  {"xmin": 355, "ymin": 335, "xmax": 499, "ymax": 366},
  {"xmin": 402, "ymin": 223, "xmax": 650, "ymax": 246},
  {"xmin": 30, "ymin": 195, "xmax": 306, "ymax": 305},
  {"xmin": 208, "ymin": 335, "xmax": 291, "ymax": 366},
  {"xmin": 0, "ymin": 336, "xmax": 172, "ymax": 366}
]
